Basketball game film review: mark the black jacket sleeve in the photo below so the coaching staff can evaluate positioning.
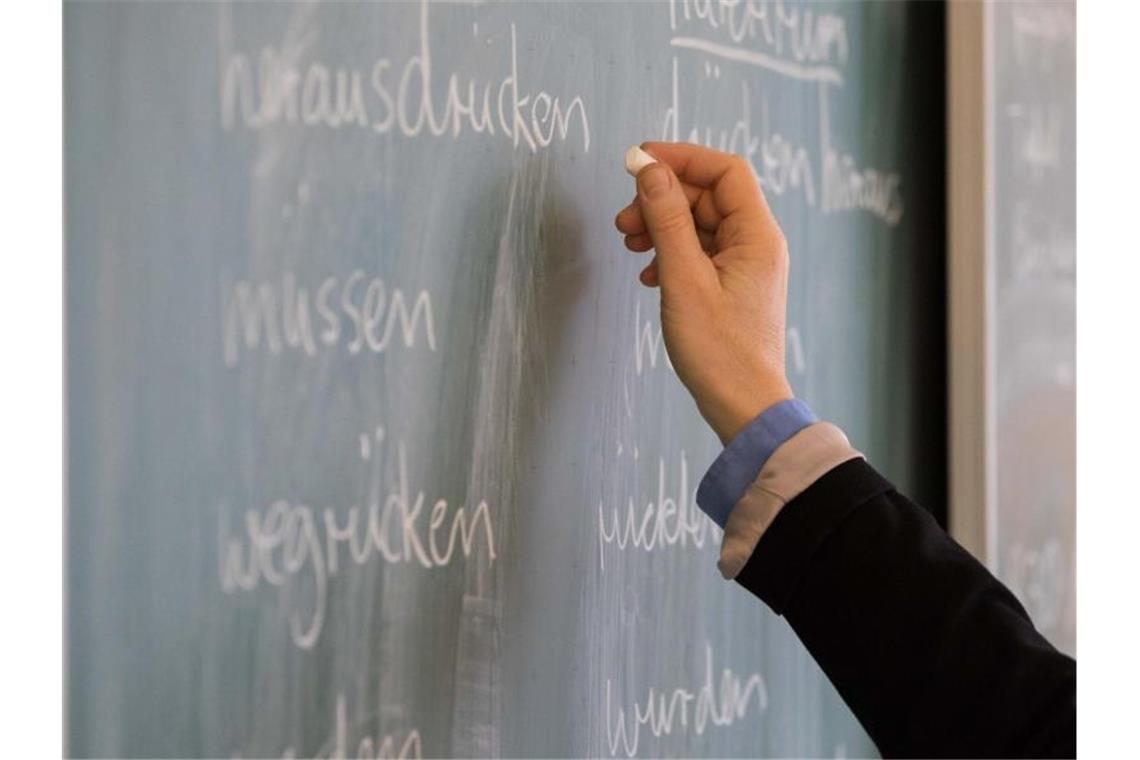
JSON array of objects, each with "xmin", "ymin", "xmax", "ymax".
[{"xmin": 735, "ymin": 458, "xmax": 1076, "ymax": 758}]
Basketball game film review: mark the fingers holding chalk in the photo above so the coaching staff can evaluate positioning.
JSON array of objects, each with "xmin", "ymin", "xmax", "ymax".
[
  {"xmin": 640, "ymin": 258, "xmax": 660, "ymax": 287},
  {"xmin": 619, "ymin": 163, "xmax": 723, "ymax": 239},
  {"xmin": 620, "ymin": 147, "xmax": 660, "ymax": 288},
  {"xmin": 615, "ymin": 198, "xmax": 646, "ymax": 237},
  {"xmin": 624, "ymin": 233, "xmax": 654, "ymax": 252}
]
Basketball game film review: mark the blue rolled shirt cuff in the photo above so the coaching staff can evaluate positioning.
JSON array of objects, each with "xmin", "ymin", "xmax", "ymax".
[{"xmin": 695, "ymin": 398, "xmax": 819, "ymax": 529}]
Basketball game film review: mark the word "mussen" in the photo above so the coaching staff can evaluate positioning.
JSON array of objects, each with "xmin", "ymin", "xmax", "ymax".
[{"xmin": 221, "ymin": 270, "xmax": 436, "ymax": 367}]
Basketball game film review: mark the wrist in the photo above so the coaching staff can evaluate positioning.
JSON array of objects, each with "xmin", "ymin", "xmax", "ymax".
[
  {"xmin": 702, "ymin": 378, "xmax": 794, "ymax": 445},
  {"xmin": 694, "ymin": 394, "xmax": 819, "ymax": 530}
]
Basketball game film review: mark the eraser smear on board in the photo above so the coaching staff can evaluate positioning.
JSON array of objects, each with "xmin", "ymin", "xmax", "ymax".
[{"xmin": 625, "ymin": 146, "xmax": 657, "ymax": 177}]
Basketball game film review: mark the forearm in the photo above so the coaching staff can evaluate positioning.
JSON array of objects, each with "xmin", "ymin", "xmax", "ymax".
[
  {"xmin": 735, "ymin": 458, "xmax": 1075, "ymax": 757},
  {"xmin": 698, "ymin": 416, "xmax": 1075, "ymax": 757}
]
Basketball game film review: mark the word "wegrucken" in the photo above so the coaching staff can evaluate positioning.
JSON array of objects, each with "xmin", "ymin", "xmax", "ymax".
[{"xmin": 218, "ymin": 426, "xmax": 496, "ymax": 649}]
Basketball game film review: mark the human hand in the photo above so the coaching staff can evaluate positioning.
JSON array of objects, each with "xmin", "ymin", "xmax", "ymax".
[{"xmin": 614, "ymin": 142, "xmax": 794, "ymax": 444}]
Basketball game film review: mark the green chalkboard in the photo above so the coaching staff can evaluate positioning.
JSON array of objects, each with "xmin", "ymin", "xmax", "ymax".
[{"xmin": 66, "ymin": 2, "xmax": 945, "ymax": 756}]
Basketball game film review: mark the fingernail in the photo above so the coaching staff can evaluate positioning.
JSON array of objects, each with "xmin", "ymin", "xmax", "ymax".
[{"xmin": 638, "ymin": 164, "xmax": 671, "ymax": 200}]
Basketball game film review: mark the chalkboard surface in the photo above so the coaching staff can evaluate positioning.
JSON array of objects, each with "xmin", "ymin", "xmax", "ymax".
[
  {"xmin": 990, "ymin": 1, "xmax": 1076, "ymax": 657},
  {"xmin": 66, "ymin": 2, "xmax": 944, "ymax": 756}
]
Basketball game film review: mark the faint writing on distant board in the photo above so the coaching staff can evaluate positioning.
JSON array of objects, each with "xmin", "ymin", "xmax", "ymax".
[
  {"xmin": 220, "ymin": 0, "xmax": 590, "ymax": 154},
  {"xmin": 218, "ymin": 426, "xmax": 496, "ymax": 649},
  {"xmin": 1004, "ymin": 539, "xmax": 1065, "ymax": 633}
]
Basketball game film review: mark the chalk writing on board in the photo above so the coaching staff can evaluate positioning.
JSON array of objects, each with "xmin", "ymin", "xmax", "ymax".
[
  {"xmin": 1010, "ymin": 3, "xmax": 1075, "ymax": 59},
  {"xmin": 668, "ymin": 0, "xmax": 849, "ymax": 74},
  {"xmin": 67, "ymin": 0, "xmax": 948, "ymax": 754},
  {"xmin": 1007, "ymin": 102, "xmax": 1061, "ymax": 171},
  {"xmin": 1011, "ymin": 197, "xmax": 1073, "ymax": 280},
  {"xmin": 597, "ymin": 449, "xmax": 717, "ymax": 571},
  {"xmin": 217, "ymin": 426, "xmax": 496, "ymax": 648},
  {"xmin": 221, "ymin": 271, "xmax": 436, "ymax": 367},
  {"xmin": 991, "ymin": 0, "xmax": 1075, "ymax": 656},
  {"xmin": 604, "ymin": 641, "xmax": 769, "ymax": 757},
  {"xmin": 238, "ymin": 692, "xmax": 421, "ymax": 760},
  {"xmin": 819, "ymin": 89, "xmax": 904, "ymax": 226},
  {"xmin": 662, "ymin": 60, "xmax": 816, "ymax": 208},
  {"xmin": 634, "ymin": 300, "xmax": 672, "ymax": 377},
  {"xmin": 1004, "ymin": 538, "xmax": 1065, "ymax": 633},
  {"xmin": 221, "ymin": 0, "xmax": 590, "ymax": 153},
  {"xmin": 815, "ymin": 74, "xmax": 903, "ymax": 225},
  {"xmin": 661, "ymin": 1, "xmax": 904, "ymax": 227}
]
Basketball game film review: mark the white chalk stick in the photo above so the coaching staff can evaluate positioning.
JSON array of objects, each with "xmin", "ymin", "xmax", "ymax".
[{"xmin": 625, "ymin": 146, "xmax": 657, "ymax": 177}]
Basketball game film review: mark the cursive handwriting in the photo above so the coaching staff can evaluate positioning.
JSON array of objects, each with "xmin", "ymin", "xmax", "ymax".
[
  {"xmin": 221, "ymin": 0, "xmax": 589, "ymax": 154},
  {"xmin": 218, "ymin": 426, "xmax": 496, "ymax": 648},
  {"xmin": 221, "ymin": 270, "xmax": 436, "ymax": 367},
  {"xmin": 604, "ymin": 641, "xmax": 769, "ymax": 757}
]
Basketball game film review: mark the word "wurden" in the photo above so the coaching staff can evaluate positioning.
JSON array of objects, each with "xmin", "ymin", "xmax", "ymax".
[
  {"xmin": 604, "ymin": 641, "xmax": 769, "ymax": 757},
  {"xmin": 221, "ymin": 0, "xmax": 590, "ymax": 154},
  {"xmin": 221, "ymin": 270, "xmax": 435, "ymax": 367},
  {"xmin": 218, "ymin": 427, "xmax": 496, "ymax": 648}
]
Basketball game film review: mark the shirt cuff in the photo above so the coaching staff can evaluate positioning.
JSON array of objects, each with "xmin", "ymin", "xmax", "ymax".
[
  {"xmin": 717, "ymin": 422, "xmax": 863, "ymax": 579},
  {"xmin": 695, "ymin": 398, "xmax": 818, "ymax": 529}
]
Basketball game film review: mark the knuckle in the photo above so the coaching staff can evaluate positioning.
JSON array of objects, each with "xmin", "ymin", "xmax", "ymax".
[{"xmin": 728, "ymin": 154, "xmax": 756, "ymax": 182}]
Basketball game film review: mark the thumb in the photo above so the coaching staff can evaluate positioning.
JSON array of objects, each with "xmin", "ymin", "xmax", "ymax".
[{"xmin": 636, "ymin": 163, "xmax": 712, "ymax": 288}]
